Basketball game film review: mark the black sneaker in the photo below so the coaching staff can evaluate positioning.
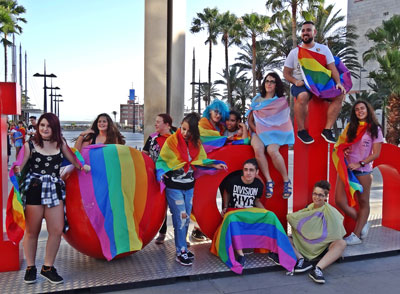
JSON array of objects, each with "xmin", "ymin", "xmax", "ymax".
[
  {"xmin": 187, "ymin": 250, "xmax": 195, "ymax": 260},
  {"xmin": 176, "ymin": 252, "xmax": 193, "ymax": 266},
  {"xmin": 237, "ymin": 255, "xmax": 246, "ymax": 266},
  {"xmin": 309, "ymin": 266, "xmax": 325, "ymax": 284},
  {"xmin": 267, "ymin": 252, "xmax": 280, "ymax": 266},
  {"xmin": 40, "ymin": 266, "xmax": 64, "ymax": 284},
  {"xmin": 24, "ymin": 266, "xmax": 37, "ymax": 284},
  {"xmin": 294, "ymin": 258, "xmax": 313, "ymax": 273},
  {"xmin": 191, "ymin": 228, "xmax": 207, "ymax": 241},
  {"xmin": 321, "ymin": 129, "xmax": 336, "ymax": 144},
  {"xmin": 297, "ymin": 130, "xmax": 314, "ymax": 144}
]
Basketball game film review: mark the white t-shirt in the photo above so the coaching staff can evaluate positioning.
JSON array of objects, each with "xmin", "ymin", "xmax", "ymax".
[{"xmin": 284, "ymin": 43, "xmax": 335, "ymax": 81}]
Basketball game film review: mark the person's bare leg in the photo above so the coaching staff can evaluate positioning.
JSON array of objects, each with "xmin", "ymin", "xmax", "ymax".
[
  {"xmin": 267, "ymin": 144, "xmax": 289, "ymax": 181},
  {"xmin": 353, "ymin": 174, "xmax": 372, "ymax": 237},
  {"xmin": 325, "ymin": 94, "xmax": 344, "ymax": 129},
  {"xmin": 43, "ymin": 202, "xmax": 64, "ymax": 266},
  {"xmin": 334, "ymin": 176, "xmax": 358, "ymax": 219},
  {"xmin": 251, "ymin": 134, "xmax": 271, "ymax": 182},
  {"xmin": 316, "ymin": 240, "xmax": 346, "ymax": 270},
  {"xmin": 294, "ymin": 92, "xmax": 311, "ymax": 131},
  {"xmin": 23, "ymin": 205, "xmax": 45, "ymax": 266},
  {"xmin": 289, "ymin": 237, "xmax": 304, "ymax": 260}
]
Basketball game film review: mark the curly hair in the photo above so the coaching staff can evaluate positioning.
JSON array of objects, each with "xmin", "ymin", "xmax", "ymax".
[
  {"xmin": 33, "ymin": 113, "xmax": 64, "ymax": 148},
  {"xmin": 260, "ymin": 72, "xmax": 285, "ymax": 98},
  {"xmin": 347, "ymin": 100, "xmax": 381, "ymax": 142},
  {"xmin": 314, "ymin": 180, "xmax": 331, "ymax": 195},
  {"xmin": 202, "ymin": 99, "xmax": 230, "ymax": 122},
  {"xmin": 84, "ymin": 113, "xmax": 125, "ymax": 144}
]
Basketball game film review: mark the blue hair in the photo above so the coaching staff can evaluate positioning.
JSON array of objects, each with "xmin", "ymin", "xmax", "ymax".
[{"xmin": 202, "ymin": 99, "xmax": 230, "ymax": 122}]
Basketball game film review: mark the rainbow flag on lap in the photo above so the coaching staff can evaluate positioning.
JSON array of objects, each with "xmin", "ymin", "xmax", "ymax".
[
  {"xmin": 298, "ymin": 46, "xmax": 352, "ymax": 98},
  {"xmin": 211, "ymin": 208, "xmax": 297, "ymax": 274}
]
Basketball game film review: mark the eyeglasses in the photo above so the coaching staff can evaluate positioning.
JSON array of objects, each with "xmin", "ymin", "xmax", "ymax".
[
  {"xmin": 312, "ymin": 192, "xmax": 326, "ymax": 198},
  {"xmin": 265, "ymin": 80, "xmax": 276, "ymax": 84},
  {"xmin": 212, "ymin": 110, "xmax": 221, "ymax": 115}
]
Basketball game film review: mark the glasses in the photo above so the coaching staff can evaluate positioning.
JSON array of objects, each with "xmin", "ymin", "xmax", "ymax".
[
  {"xmin": 312, "ymin": 192, "xmax": 326, "ymax": 198},
  {"xmin": 212, "ymin": 110, "xmax": 221, "ymax": 115},
  {"xmin": 265, "ymin": 80, "xmax": 276, "ymax": 84}
]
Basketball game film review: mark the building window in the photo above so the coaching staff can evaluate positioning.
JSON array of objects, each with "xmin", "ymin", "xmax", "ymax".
[{"xmin": 383, "ymin": 12, "xmax": 389, "ymax": 16}]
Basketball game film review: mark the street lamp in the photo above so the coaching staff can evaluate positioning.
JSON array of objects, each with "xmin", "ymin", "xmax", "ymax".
[
  {"xmin": 359, "ymin": 67, "xmax": 367, "ymax": 92},
  {"xmin": 54, "ymin": 96, "xmax": 63, "ymax": 117},
  {"xmin": 45, "ymin": 83, "xmax": 60, "ymax": 113},
  {"xmin": 33, "ymin": 61, "xmax": 56, "ymax": 113},
  {"xmin": 190, "ymin": 80, "xmax": 208, "ymax": 114}
]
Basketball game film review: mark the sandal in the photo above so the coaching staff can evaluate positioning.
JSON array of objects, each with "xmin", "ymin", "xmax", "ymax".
[
  {"xmin": 265, "ymin": 181, "xmax": 274, "ymax": 198},
  {"xmin": 283, "ymin": 180, "xmax": 292, "ymax": 199}
]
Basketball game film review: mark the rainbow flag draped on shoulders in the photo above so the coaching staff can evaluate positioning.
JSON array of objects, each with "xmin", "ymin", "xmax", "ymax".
[
  {"xmin": 6, "ymin": 144, "xmax": 84, "ymax": 244},
  {"xmin": 246, "ymin": 94, "xmax": 294, "ymax": 146},
  {"xmin": 298, "ymin": 46, "xmax": 352, "ymax": 98},
  {"xmin": 211, "ymin": 208, "xmax": 297, "ymax": 274},
  {"xmin": 199, "ymin": 117, "xmax": 250, "ymax": 153},
  {"xmin": 156, "ymin": 128, "xmax": 226, "ymax": 189},
  {"xmin": 332, "ymin": 122, "xmax": 369, "ymax": 207},
  {"xmin": 78, "ymin": 144, "xmax": 146, "ymax": 260}
]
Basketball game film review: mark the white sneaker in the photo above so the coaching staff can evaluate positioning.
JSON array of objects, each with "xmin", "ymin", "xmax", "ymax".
[
  {"xmin": 360, "ymin": 222, "xmax": 371, "ymax": 239},
  {"xmin": 345, "ymin": 232, "xmax": 362, "ymax": 245}
]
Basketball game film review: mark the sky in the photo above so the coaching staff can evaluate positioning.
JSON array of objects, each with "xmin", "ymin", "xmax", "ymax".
[{"xmin": 15, "ymin": 0, "xmax": 347, "ymax": 122}]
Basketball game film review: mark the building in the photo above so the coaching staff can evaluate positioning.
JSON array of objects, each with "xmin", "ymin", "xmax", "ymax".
[
  {"xmin": 347, "ymin": 0, "xmax": 400, "ymax": 92},
  {"xmin": 120, "ymin": 100, "xmax": 144, "ymax": 131}
]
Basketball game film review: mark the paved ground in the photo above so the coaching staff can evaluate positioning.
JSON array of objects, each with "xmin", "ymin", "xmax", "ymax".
[{"xmin": 93, "ymin": 253, "xmax": 400, "ymax": 294}]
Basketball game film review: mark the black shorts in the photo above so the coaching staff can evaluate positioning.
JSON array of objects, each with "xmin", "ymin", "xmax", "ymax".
[{"xmin": 25, "ymin": 179, "xmax": 63, "ymax": 205}]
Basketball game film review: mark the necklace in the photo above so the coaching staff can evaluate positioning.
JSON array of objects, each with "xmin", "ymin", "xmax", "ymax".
[{"xmin": 42, "ymin": 138, "xmax": 51, "ymax": 142}]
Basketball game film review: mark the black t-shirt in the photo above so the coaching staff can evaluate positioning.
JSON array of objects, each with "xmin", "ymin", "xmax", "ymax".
[{"xmin": 225, "ymin": 174, "xmax": 263, "ymax": 208}]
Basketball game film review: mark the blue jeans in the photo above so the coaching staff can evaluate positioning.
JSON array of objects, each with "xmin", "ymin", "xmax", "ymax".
[{"xmin": 165, "ymin": 187, "xmax": 194, "ymax": 254}]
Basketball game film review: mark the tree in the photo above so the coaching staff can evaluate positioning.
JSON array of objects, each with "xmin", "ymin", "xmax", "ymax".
[
  {"xmin": 191, "ymin": 7, "xmax": 220, "ymax": 105},
  {"xmin": 241, "ymin": 13, "xmax": 270, "ymax": 96},
  {"xmin": 194, "ymin": 82, "xmax": 221, "ymax": 111},
  {"xmin": 218, "ymin": 11, "xmax": 244, "ymax": 107},
  {"xmin": 0, "ymin": 0, "xmax": 26, "ymax": 82},
  {"xmin": 112, "ymin": 111, "xmax": 117, "ymax": 122}
]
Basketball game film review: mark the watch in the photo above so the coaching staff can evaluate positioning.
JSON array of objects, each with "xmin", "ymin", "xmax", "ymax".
[{"xmin": 359, "ymin": 161, "xmax": 366, "ymax": 167}]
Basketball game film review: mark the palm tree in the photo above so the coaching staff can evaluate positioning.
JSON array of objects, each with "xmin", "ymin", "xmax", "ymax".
[
  {"xmin": 232, "ymin": 75, "xmax": 252, "ymax": 116},
  {"xmin": 214, "ymin": 65, "xmax": 246, "ymax": 98},
  {"xmin": 241, "ymin": 13, "xmax": 270, "ymax": 97},
  {"xmin": 218, "ymin": 11, "xmax": 244, "ymax": 107},
  {"xmin": 265, "ymin": 0, "xmax": 323, "ymax": 49},
  {"xmin": 0, "ymin": 0, "xmax": 26, "ymax": 82},
  {"xmin": 191, "ymin": 7, "xmax": 220, "ymax": 105},
  {"xmin": 194, "ymin": 82, "xmax": 221, "ymax": 111}
]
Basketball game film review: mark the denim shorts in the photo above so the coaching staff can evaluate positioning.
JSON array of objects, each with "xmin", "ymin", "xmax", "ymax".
[
  {"xmin": 353, "ymin": 170, "xmax": 373, "ymax": 176},
  {"xmin": 291, "ymin": 84, "xmax": 311, "ymax": 98}
]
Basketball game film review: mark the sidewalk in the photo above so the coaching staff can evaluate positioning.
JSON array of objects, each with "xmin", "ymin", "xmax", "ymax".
[{"xmin": 101, "ymin": 254, "xmax": 400, "ymax": 294}]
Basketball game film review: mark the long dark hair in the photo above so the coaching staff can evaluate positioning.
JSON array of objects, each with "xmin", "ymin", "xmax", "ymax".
[
  {"xmin": 347, "ymin": 100, "xmax": 380, "ymax": 142},
  {"xmin": 260, "ymin": 72, "xmax": 285, "ymax": 98},
  {"xmin": 181, "ymin": 112, "xmax": 200, "ymax": 148},
  {"xmin": 157, "ymin": 113, "xmax": 177, "ymax": 132},
  {"xmin": 33, "ymin": 113, "xmax": 63, "ymax": 148},
  {"xmin": 84, "ymin": 113, "xmax": 125, "ymax": 144}
]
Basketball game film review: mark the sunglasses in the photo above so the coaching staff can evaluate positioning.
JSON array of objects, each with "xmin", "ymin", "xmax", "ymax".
[{"xmin": 265, "ymin": 80, "xmax": 276, "ymax": 84}]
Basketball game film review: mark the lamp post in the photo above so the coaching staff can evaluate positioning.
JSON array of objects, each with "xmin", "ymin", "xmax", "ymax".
[
  {"xmin": 33, "ymin": 61, "xmax": 57, "ymax": 113},
  {"xmin": 54, "ymin": 96, "xmax": 63, "ymax": 117},
  {"xmin": 359, "ymin": 67, "xmax": 367, "ymax": 92},
  {"xmin": 190, "ymin": 79, "xmax": 208, "ymax": 114},
  {"xmin": 45, "ymin": 83, "xmax": 60, "ymax": 113}
]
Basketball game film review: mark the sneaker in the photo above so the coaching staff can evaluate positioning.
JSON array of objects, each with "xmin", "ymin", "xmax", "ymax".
[
  {"xmin": 191, "ymin": 228, "xmax": 207, "ymax": 241},
  {"xmin": 176, "ymin": 252, "xmax": 193, "ymax": 266},
  {"xmin": 237, "ymin": 255, "xmax": 246, "ymax": 266},
  {"xmin": 309, "ymin": 266, "xmax": 325, "ymax": 284},
  {"xmin": 187, "ymin": 250, "xmax": 195, "ymax": 260},
  {"xmin": 40, "ymin": 266, "xmax": 64, "ymax": 284},
  {"xmin": 361, "ymin": 222, "xmax": 371, "ymax": 239},
  {"xmin": 155, "ymin": 233, "xmax": 166, "ymax": 244},
  {"xmin": 24, "ymin": 266, "xmax": 37, "ymax": 284},
  {"xmin": 345, "ymin": 232, "xmax": 362, "ymax": 245},
  {"xmin": 297, "ymin": 130, "xmax": 314, "ymax": 144},
  {"xmin": 321, "ymin": 129, "xmax": 336, "ymax": 144},
  {"xmin": 267, "ymin": 252, "xmax": 280, "ymax": 266},
  {"xmin": 294, "ymin": 258, "xmax": 313, "ymax": 273}
]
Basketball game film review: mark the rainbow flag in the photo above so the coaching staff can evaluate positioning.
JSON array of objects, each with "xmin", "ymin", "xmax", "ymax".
[
  {"xmin": 246, "ymin": 95, "xmax": 294, "ymax": 146},
  {"xmin": 211, "ymin": 208, "xmax": 297, "ymax": 274},
  {"xmin": 77, "ymin": 144, "xmax": 146, "ymax": 261},
  {"xmin": 156, "ymin": 129, "xmax": 226, "ymax": 189},
  {"xmin": 298, "ymin": 46, "xmax": 352, "ymax": 98},
  {"xmin": 6, "ymin": 145, "xmax": 84, "ymax": 244},
  {"xmin": 199, "ymin": 117, "xmax": 250, "ymax": 153},
  {"xmin": 332, "ymin": 122, "xmax": 369, "ymax": 207}
]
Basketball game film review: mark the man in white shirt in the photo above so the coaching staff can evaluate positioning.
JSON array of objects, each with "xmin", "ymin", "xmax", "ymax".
[{"xmin": 283, "ymin": 21, "xmax": 346, "ymax": 144}]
